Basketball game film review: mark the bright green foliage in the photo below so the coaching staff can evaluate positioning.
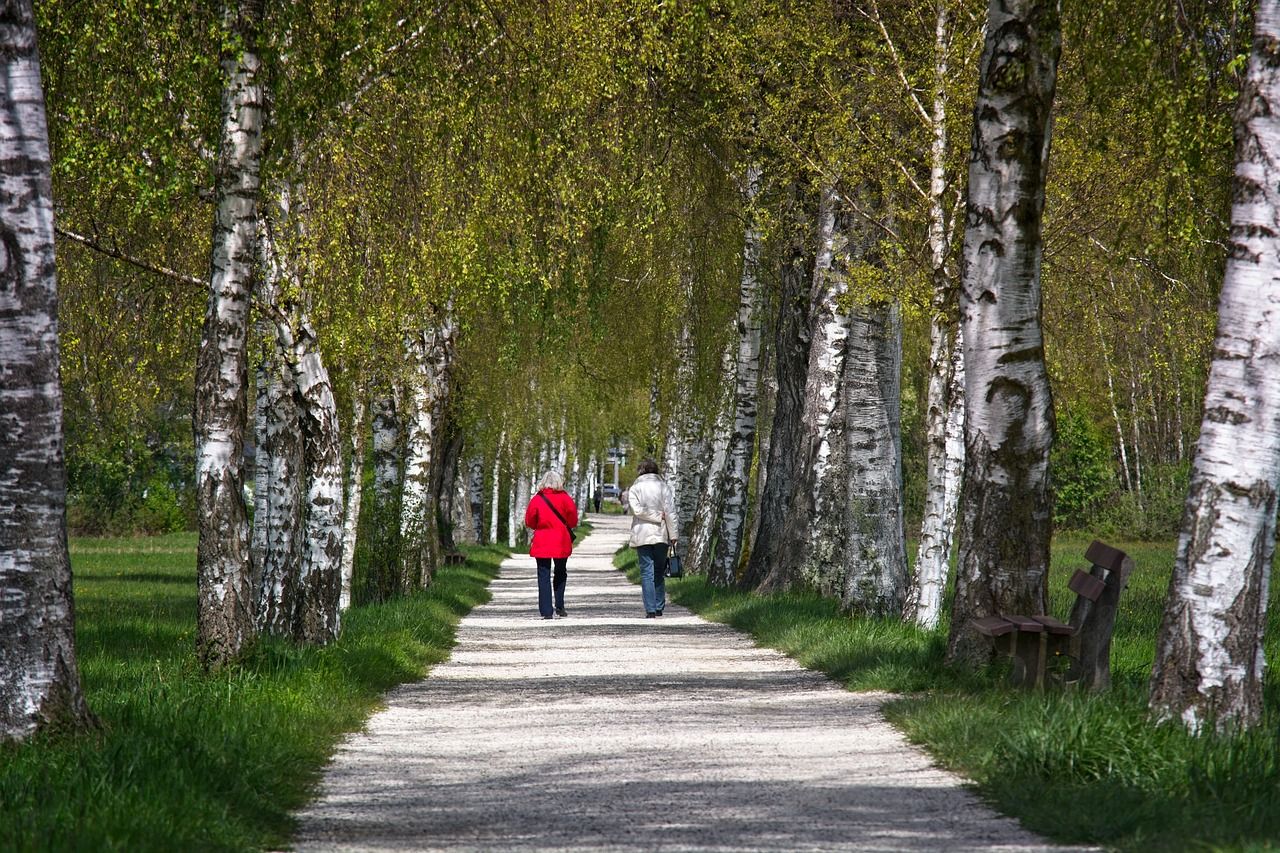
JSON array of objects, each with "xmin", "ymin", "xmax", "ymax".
[
  {"xmin": 638, "ymin": 535, "xmax": 1280, "ymax": 851},
  {"xmin": 1052, "ymin": 405, "xmax": 1116, "ymax": 529},
  {"xmin": 0, "ymin": 534, "xmax": 503, "ymax": 851}
]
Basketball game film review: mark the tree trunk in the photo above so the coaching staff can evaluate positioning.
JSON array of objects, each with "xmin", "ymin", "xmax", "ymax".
[
  {"xmin": 906, "ymin": 0, "xmax": 965, "ymax": 630},
  {"xmin": 275, "ymin": 314, "xmax": 344, "ymax": 644},
  {"xmin": 761, "ymin": 185, "xmax": 844, "ymax": 595},
  {"xmin": 194, "ymin": 0, "xmax": 266, "ymax": 669},
  {"xmin": 433, "ymin": 419, "xmax": 465, "ymax": 553},
  {"xmin": 252, "ymin": 313, "xmax": 302, "ymax": 636},
  {"xmin": 841, "ymin": 301, "xmax": 908, "ymax": 617},
  {"xmin": 709, "ymin": 166, "xmax": 764, "ymax": 588},
  {"xmin": 946, "ymin": 0, "xmax": 1061, "ymax": 667},
  {"xmin": 665, "ymin": 276, "xmax": 705, "ymax": 538},
  {"xmin": 339, "ymin": 398, "xmax": 366, "ymax": 612},
  {"xmin": 490, "ymin": 433, "xmax": 504, "ymax": 543},
  {"xmin": 0, "ymin": 0, "xmax": 96, "ymax": 740},
  {"xmin": 1149, "ymin": 1, "xmax": 1280, "ymax": 731},
  {"xmin": 741, "ymin": 189, "xmax": 813, "ymax": 590},
  {"xmin": 746, "ymin": 329, "xmax": 776, "ymax": 558},
  {"xmin": 514, "ymin": 464, "xmax": 532, "ymax": 550},
  {"xmin": 467, "ymin": 456, "xmax": 485, "ymax": 545},
  {"xmin": 366, "ymin": 391, "xmax": 402, "ymax": 600},
  {"xmin": 400, "ymin": 327, "xmax": 447, "ymax": 590}
]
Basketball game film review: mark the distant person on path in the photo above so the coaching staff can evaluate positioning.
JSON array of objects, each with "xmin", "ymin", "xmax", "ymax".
[
  {"xmin": 593, "ymin": 488, "xmax": 602, "ymax": 513},
  {"xmin": 524, "ymin": 470, "xmax": 579, "ymax": 619},
  {"xmin": 627, "ymin": 458, "xmax": 678, "ymax": 618},
  {"xmin": 620, "ymin": 487, "xmax": 630, "ymax": 514}
]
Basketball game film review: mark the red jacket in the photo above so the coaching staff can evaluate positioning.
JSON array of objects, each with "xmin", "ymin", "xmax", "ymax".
[{"xmin": 525, "ymin": 488, "xmax": 579, "ymax": 558}]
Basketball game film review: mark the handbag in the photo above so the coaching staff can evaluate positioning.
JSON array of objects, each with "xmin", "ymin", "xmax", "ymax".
[
  {"xmin": 663, "ymin": 515, "xmax": 683, "ymax": 577},
  {"xmin": 538, "ymin": 492, "xmax": 576, "ymax": 542}
]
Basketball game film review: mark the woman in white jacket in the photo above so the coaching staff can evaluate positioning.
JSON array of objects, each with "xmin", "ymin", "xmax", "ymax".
[{"xmin": 627, "ymin": 458, "xmax": 679, "ymax": 617}]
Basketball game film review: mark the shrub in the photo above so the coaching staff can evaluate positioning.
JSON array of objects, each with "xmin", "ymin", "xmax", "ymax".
[{"xmin": 1052, "ymin": 406, "xmax": 1116, "ymax": 529}]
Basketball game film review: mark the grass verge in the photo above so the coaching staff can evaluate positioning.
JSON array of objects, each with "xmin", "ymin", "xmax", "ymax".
[
  {"xmin": 1, "ymin": 533, "xmax": 506, "ymax": 852},
  {"xmin": 616, "ymin": 535, "xmax": 1280, "ymax": 852}
]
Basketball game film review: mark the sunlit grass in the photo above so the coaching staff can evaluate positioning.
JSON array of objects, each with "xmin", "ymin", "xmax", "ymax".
[
  {"xmin": 0, "ymin": 533, "xmax": 505, "ymax": 852},
  {"xmin": 618, "ymin": 535, "xmax": 1280, "ymax": 852}
]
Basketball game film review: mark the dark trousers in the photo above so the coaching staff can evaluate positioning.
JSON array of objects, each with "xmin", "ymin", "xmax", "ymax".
[{"xmin": 536, "ymin": 557, "xmax": 568, "ymax": 617}]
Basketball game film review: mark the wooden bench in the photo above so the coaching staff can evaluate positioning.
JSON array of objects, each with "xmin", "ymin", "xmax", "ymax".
[
  {"xmin": 442, "ymin": 551, "xmax": 467, "ymax": 566},
  {"xmin": 972, "ymin": 540, "xmax": 1134, "ymax": 690}
]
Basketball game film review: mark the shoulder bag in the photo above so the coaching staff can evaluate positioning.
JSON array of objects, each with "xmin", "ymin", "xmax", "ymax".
[{"xmin": 538, "ymin": 492, "xmax": 576, "ymax": 543}]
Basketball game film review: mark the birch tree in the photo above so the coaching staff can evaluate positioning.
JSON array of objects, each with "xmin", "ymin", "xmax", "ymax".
[
  {"xmin": 708, "ymin": 167, "xmax": 764, "ymax": 587},
  {"xmin": 194, "ymin": 0, "xmax": 266, "ymax": 668},
  {"xmin": 906, "ymin": 0, "xmax": 967, "ymax": 630},
  {"xmin": 1148, "ymin": 0, "xmax": 1280, "ymax": 731},
  {"xmin": 741, "ymin": 189, "xmax": 814, "ymax": 590},
  {"xmin": 840, "ymin": 299, "xmax": 908, "ymax": 616},
  {"xmin": 0, "ymin": 0, "xmax": 95, "ymax": 740},
  {"xmin": 339, "ymin": 398, "xmax": 366, "ymax": 611},
  {"xmin": 947, "ymin": 0, "xmax": 1061, "ymax": 666},
  {"xmin": 759, "ymin": 186, "xmax": 844, "ymax": 594},
  {"xmin": 366, "ymin": 391, "xmax": 402, "ymax": 600}
]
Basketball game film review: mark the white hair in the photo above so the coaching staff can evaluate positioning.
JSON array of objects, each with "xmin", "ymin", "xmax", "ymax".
[{"xmin": 539, "ymin": 470, "xmax": 566, "ymax": 491}]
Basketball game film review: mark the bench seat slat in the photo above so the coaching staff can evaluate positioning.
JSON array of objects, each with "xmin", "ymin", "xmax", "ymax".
[
  {"xmin": 1068, "ymin": 569, "xmax": 1106, "ymax": 602},
  {"xmin": 1033, "ymin": 615, "xmax": 1073, "ymax": 635},
  {"xmin": 1006, "ymin": 615, "xmax": 1045, "ymax": 633},
  {"xmin": 972, "ymin": 615, "xmax": 1015, "ymax": 637},
  {"xmin": 1084, "ymin": 539, "xmax": 1127, "ymax": 573}
]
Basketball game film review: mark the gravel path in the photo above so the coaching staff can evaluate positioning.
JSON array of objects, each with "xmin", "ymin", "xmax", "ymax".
[{"xmin": 292, "ymin": 514, "xmax": 1086, "ymax": 852}]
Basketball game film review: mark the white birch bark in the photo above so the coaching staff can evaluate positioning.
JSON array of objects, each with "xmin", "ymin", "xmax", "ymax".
[
  {"xmin": 490, "ymin": 432, "xmax": 504, "ymax": 543},
  {"xmin": 368, "ymin": 391, "xmax": 402, "ymax": 599},
  {"xmin": 906, "ymin": 3, "xmax": 966, "ymax": 629},
  {"xmin": 665, "ymin": 274, "xmax": 705, "ymax": 537},
  {"xmin": 947, "ymin": 0, "xmax": 1061, "ymax": 666},
  {"xmin": 275, "ymin": 313, "xmax": 344, "ymax": 643},
  {"xmin": 1149, "ymin": 1, "xmax": 1280, "ymax": 731},
  {"xmin": 685, "ymin": 338, "xmax": 737, "ymax": 574},
  {"xmin": 339, "ymin": 397, "xmax": 366, "ymax": 612},
  {"xmin": 763, "ymin": 185, "xmax": 846, "ymax": 595},
  {"xmin": 0, "ymin": 0, "xmax": 95, "ymax": 739},
  {"xmin": 467, "ymin": 456, "xmax": 485, "ymax": 545},
  {"xmin": 400, "ymin": 330, "xmax": 441, "ymax": 590},
  {"xmin": 709, "ymin": 165, "xmax": 764, "ymax": 588},
  {"xmin": 840, "ymin": 301, "xmax": 908, "ymax": 617},
  {"xmin": 252, "ymin": 314, "xmax": 302, "ymax": 636},
  {"xmin": 741, "ymin": 187, "xmax": 814, "ymax": 590},
  {"xmin": 514, "ymin": 463, "xmax": 532, "ymax": 550},
  {"xmin": 507, "ymin": 472, "xmax": 519, "ymax": 549},
  {"xmin": 194, "ymin": 0, "xmax": 266, "ymax": 668}
]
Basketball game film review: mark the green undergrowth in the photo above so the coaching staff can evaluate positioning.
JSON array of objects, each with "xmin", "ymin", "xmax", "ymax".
[
  {"xmin": 1, "ymin": 533, "xmax": 505, "ymax": 852},
  {"xmin": 617, "ymin": 535, "xmax": 1280, "ymax": 851}
]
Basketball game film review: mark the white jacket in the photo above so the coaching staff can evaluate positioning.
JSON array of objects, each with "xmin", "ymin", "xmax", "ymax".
[{"xmin": 627, "ymin": 473, "xmax": 678, "ymax": 547}]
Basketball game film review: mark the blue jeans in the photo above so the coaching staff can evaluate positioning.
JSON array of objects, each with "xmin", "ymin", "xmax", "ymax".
[
  {"xmin": 636, "ymin": 543, "xmax": 668, "ymax": 615},
  {"xmin": 536, "ymin": 557, "xmax": 567, "ymax": 617}
]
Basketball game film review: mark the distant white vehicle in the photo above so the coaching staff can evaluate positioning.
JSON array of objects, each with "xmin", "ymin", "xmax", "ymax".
[{"xmin": 601, "ymin": 484, "xmax": 621, "ymax": 499}]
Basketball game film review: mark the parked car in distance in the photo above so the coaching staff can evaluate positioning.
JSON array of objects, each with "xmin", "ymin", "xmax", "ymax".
[{"xmin": 601, "ymin": 484, "xmax": 620, "ymax": 499}]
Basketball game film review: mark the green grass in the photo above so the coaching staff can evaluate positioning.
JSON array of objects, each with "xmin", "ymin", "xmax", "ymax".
[
  {"xmin": 618, "ymin": 535, "xmax": 1280, "ymax": 852},
  {"xmin": 1, "ymin": 533, "xmax": 505, "ymax": 852}
]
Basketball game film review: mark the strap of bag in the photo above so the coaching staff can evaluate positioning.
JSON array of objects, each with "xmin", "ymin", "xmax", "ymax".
[{"xmin": 538, "ymin": 491, "xmax": 575, "ymax": 539}]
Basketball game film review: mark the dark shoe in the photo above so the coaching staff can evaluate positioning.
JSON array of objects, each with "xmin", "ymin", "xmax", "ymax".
[
  {"xmin": 645, "ymin": 612, "xmax": 657, "ymax": 619},
  {"xmin": 655, "ymin": 610, "xmax": 663, "ymax": 616},
  {"xmin": 556, "ymin": 607, "xmax": 567, "ymax": 617},
  {"xmin": 542, "ymin": 615, "xmax": 553, "ymax": 620}
]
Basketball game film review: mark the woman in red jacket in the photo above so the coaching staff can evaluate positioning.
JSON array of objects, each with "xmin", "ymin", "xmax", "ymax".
[{"xmin": 524, "ymin": 470, "xmax": 579, "ymax": 619}]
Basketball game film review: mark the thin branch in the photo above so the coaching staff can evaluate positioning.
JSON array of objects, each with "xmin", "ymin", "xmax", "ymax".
[
  {"xmin": 863, "ymin": 0, "xmax": 931, "ymax": 126},
  {"xmin": 55, "ymin": 226, "xmax": 204, "ymax": 290}
]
